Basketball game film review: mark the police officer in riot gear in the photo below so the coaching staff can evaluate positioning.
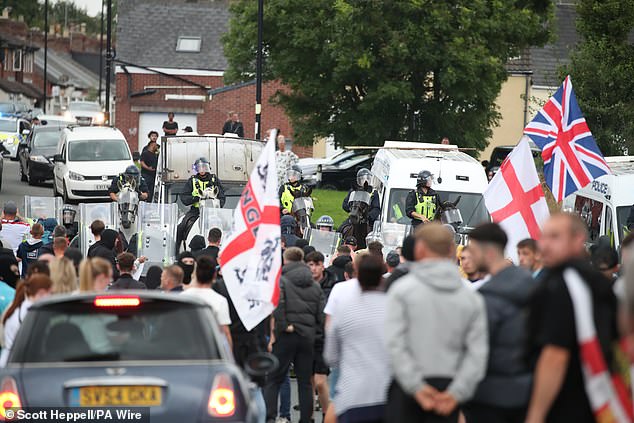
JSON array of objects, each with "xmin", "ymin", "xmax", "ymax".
[
  {"xmin": 316, "ymin": 215, "xmax": 334, "ymax": 231},
  {"xmin": 176, "ymin": 157, "xmax": 226, "ymax": 251},
  {"xmin": 405, "ymin": 170, "xmax": 440, "ymax": 227},
  {"xmin": 108, "ymin": 165, "xmax": 149, "ymax": 202},
  {"xmin": 279, "ymin": 165, "xmax": 311, "ymax": 215},
  {"xmin": 342, "ymin": 168, "xmax": 381, "ymax": 227}
]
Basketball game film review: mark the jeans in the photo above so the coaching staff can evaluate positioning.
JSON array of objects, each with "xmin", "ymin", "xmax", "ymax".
[
  {"xmin": 384, "ymin": 378, "xmax": 459, "ymax": 423},
  {"xmin": 463, "ymin": 403, "xmax": 526, "ymax": 423},
  {"xmin": 279, "ymin": 371, "xmax": 291, "ymax": 419},
  {"xmin": 264, "ymin": 332, "xmax": 314, "ymax": 423}
]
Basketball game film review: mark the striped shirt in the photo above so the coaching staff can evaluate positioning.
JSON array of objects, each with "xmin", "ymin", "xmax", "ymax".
[{"xmin": 324, "ymin": 291, "xmax": 390, "ymax": 418}]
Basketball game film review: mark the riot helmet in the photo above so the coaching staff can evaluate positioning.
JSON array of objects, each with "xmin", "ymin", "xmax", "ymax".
[
  {"xmin": 356, "ymin": 168, "xmax": 372, "ymax": 188},
  {"xmin": 287, "ymin": 165, "xmax": 302, "ymax": 184},
  {"xmin": 193, "ymin": 157, "xmax": 211, "ymax": 175},
  {"xmin": 316, "ymin": 215, "xmax": 334, "ymax": 231},
  {"xmin": 123, "ymin": 165, "xmax": 140, "ymax": 185},
  {"xmin": 416, "ymin": 170, "xmax": 433, "ymax": 188}
]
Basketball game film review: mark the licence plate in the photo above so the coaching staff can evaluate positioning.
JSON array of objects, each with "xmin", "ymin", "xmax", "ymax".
[
  {"xmin": 77, "ymin": 386, "xmax": 162, "ymax": 406},
  {"xmin": 96, "ymin": 184, "xmax": 109, "ymax": 190}
]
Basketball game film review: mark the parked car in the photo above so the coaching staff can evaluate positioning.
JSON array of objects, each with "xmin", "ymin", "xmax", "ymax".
[
  {"xmin": 318, "ymin": 152, "xmax": 376, "ymax": 190},
  {"xmin": 63, "ymin": 101, "xmax": 105, "ymax": 126},
  {"xmin": 485, "ymin": 143, "xmax": 541, "ymax": 176},
  {"xmin": 0, "ymin": 102, "xmax": 30, "ymax": 119},
  {"xmin": 18, "ymin": 125, "xmax": 63, "ymax": 185},
  {"xmin": 0, "ymin": 117, "xmax": 30, "ymax": 161},
  {"xmin": 0, "ymin": 292, "xmax": 272, "ymax": 422},
  {"xmin": 34, "ymin": 114, "xmax": 74, "ymax": 128},
  {"xmin": 53, "ymin": 126, "xmax": 139, "ymax": 203},
  {"xmin": 301, "ymin": 149, "xmax": 377, "ymax": 187}
]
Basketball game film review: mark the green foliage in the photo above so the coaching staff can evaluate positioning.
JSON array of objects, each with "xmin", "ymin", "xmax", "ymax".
[
  {"xmin": 311, "ymin": 189, "xmax": 348, "ymax": 228},
  {"xmin": 564, "ymin": 0, "xmax": 634, "ymax": 156},
  {"xmin": 223, "ymin": 0, "xmax": 552, "ymax": 151}
]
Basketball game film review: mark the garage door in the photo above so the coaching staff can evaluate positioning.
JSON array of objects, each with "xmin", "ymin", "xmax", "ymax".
[{"xmin": 138, "ymin": 112, "xmax": 198, "ymax": 151}]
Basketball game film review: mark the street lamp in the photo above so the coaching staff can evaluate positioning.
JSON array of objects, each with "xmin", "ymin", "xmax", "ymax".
[
  {"xmin": 98, "ymin": 0, "xmax": 104, "ymax": 105},
  {"xmin": 104, "ymin": 0, "xmax": 112, "ymax": 124},
  {"xmin": 43, "ymin": 0, "xmax": 48, "ymax": 113},
  {"xmin": 254, "ymin": 0, "xmax": 263, "ymax": 140}
]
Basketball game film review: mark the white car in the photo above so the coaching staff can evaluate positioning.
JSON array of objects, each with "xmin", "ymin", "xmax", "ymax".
[
  {"xmin": 0, "ymin": 117, "xmax": 31, "ymax": 160},
  {"xmin": 52, "ymin": 126, "xmax": 138, "ymax": 202},
  {"xmin": 63, "ymin": 101, "xmax": 105, "ymax": 126}
]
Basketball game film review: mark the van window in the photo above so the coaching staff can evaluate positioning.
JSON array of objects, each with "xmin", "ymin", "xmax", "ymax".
[
  {"xmin": 617, "ymin": 206, "xmax": 633, "ymax": 246},
  {"xmin": 573, "ymin": 196, "xmax": 603, "ymax": 242},
  {"xmin": 69, "ymin": 139, "xmax": 131, "ymax": 162},
  {"xmin": 386, "ymin": 188, "xmax": 489, "ymax": 228},
  {"xmin": 604, "ymin": 206, "xmax": 615, "ymax": 247}
]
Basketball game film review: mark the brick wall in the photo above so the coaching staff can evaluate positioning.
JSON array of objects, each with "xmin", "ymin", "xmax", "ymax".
[{"xmin": 115, "ymin": 72, "xmax": 313, "ymax": 157}]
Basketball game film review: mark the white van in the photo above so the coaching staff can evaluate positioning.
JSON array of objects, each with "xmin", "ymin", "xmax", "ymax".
[
  {"xmin": 371, "ymin": 141, "xmax": 490, "ymax": 229},
  {"xmin": 52, "ymin": 126, "xmax": 137, "ymax": 202},
  {"xmin": 562, "ymin": 156, "xmax": 634, "ymax": 250}
]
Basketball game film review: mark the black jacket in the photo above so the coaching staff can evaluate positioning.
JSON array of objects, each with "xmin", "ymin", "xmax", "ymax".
[
  {"xmin": 342, "ymin": 186, "xmax": 380, "ymax": 227},
  {"xmin": 326, "ymin": 255, "xmax": 352, "ymax": 283},
  {"xmin": 318, "ymin": 268, "xmax": 339, "ymax": 301},
  {"xmin": 471, "ymin": 265, "xmax": 536, "ymax": 407},
  {"xmin": 109, "ymin": 273, "xmax": 147, "ymax": 290},
  {"xmin": 194, "ymin": 245, "xmax": 220, "ymax": 260},
  {"xmin": 87, "ymin": 229, "xmax": 119, "ymax": 279},
  {"xmin": 281, "ymin": 215, "xmax": 300, "ymax": 247},
  {"xmin": 213, "ymin": 278, "xmax": 267, "ymax": 343},
  {"xmin": 274, "ymin": 261, "xmax": 324, "ymax": 344},
  {"xmin": 108, "ymin": 174, "xmax": 149, "ymax": 195},
  {"xmin": 181, "ymin": 173, "xmax": 226, "ymax": 210},
  {"xmin": 405, "ymin": 187, "xmax": 440, "ymax": 226},
  {"xmin": 222, "ymin": 120, "xmax": 244, "ymax": 138},
  {"xmin": 0, "ymin": 247, "xmax": 19, "ymax": 288}
]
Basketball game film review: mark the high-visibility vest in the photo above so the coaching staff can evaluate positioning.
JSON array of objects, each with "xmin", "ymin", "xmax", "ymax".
[
  {"xmin": 414, "ymin": 191, "xmax": 437, "ymax": 220},
  {"xmin": 392, "ymin": 203, "xmax": 403, "ymax": 219},
  {"xmin": 191, "ymin": 175, "xmax": 217, "ymax": 208},
  {"xmin": 281, "ymin": 183, "xmax": 303, "ymax": 213}
]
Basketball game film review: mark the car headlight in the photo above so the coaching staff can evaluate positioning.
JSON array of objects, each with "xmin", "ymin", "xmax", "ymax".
[
  {"xmin": 30, "ymin": 155, "xmax": 48, "ymax": 163},
  {"xmin": 93, "ymin": 113, "xmax": 105, "ymax": 124},
  {"xmin": 68, "ymin": 170, "xmax": 85, "ymax": 181}
]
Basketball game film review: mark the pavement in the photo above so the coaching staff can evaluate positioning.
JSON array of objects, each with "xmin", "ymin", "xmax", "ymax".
[{"xmin": 0, "ymin": 159, "xmax": 53, "ymax": 208}]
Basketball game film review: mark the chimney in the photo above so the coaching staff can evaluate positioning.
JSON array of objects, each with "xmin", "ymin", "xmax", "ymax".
[
  {"xmin": 80, "ymin": 23, "xmax": 86, "ymax": 34},
  {"xmin": 1, "ymin": 7, "xmax": 11, "ymax": 19},
  {"xmin": 17, "ymin": 14, "xmax": 24, "ymax": 23}
]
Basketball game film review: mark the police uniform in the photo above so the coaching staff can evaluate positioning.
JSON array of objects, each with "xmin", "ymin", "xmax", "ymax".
[
  {"xmin": 108, "ymin": 174, "xmax": 149, "ymax": 197},
  {"xmin": 405, "ymin": 187, "xmax": 440, "ymax": 227},
  {"xmin": 176, "ymin": 173, "xmax": 226, "ymax": 251},
  {"xmin": 279, "ymin": 182, "xmax": 309, "ymax": 214},
  {"xmin": 342, "ymin": 187, "xmax": 381, "ymax": 227}
]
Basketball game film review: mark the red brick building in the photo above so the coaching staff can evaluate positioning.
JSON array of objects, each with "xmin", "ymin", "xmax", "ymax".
[{"xmin": 115, "ymin": 0, "xmax": 311, "ymax": 157}]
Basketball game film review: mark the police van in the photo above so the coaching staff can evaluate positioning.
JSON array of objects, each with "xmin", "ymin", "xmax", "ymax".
[
  {"xmin": 368, "ymin": 141, "xmax": 490, "ymax": 248},
  {"xmin": 562, "ymin": 156, "xmax": 634, "ymax": 250}
]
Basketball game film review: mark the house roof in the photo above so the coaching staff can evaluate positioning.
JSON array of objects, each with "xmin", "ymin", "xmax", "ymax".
[
  {"xmin": 116, "ymin": 0, "xmax": 230, "ymax": 72},
  {"xmin": 34, "ymin": 49, "xmax": 104, "ymax": 90},
  {"xmin": 0, "ymin": 33, "xmax": 39, "ymax": 51},
  {"xmin": 0, "ymin": 78, "xmax": 43, "ymax": 99},
  {"xmin": 529, "ymin": 3, "xmax": 580, "ymax": 87}
]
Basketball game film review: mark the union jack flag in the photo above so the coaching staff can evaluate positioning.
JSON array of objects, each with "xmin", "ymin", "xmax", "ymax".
[{"xmin": 523, "ymin": 76, "xmax": 610, "ymax": 201}]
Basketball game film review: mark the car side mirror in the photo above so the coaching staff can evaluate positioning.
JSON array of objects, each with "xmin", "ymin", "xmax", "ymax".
[
  {"xmin": 244, "ymin": 352, "xmax": 279, "ymax": 387},
  {"xmin": 53, "ymin": 154, "xmax": 65, "ymax": 163},
  {"xmin": 132, "ymin": 151, "xmax": 141, "ymax": 162}
]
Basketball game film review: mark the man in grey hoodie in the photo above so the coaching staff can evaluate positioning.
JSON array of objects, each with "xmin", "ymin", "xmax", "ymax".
[
  {"xmin": 385, "ymin": 223, "xmax": 488, "ymax": 423},
  {"xmin": 464, "ymin": 223, "xmax": 535, "ymax": 423}
]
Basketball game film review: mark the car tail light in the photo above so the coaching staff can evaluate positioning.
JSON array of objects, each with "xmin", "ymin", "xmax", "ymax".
[
  {"xmin": 208, "ymin": 373, "xmax": 236, "ymax": 418},
  {"xmin": 0, "ymin": 376, "xmax": 21, "ymax": 420},
  {"xmin": 94, "ymin": 296, "xmax": 141, "ymax": 307}
]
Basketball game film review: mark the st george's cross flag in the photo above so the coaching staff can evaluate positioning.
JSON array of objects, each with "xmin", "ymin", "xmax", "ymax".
[
  {"xmin": 523, "ymin": 75, "xmax": 610, "ymax": 202},
  {"xmin": 219, "ymin": 137, "xmax": 282, "ymax": 331},
  {"xmin": 483, "ymin": 138, "xmax": 550, "ymax": 262}
]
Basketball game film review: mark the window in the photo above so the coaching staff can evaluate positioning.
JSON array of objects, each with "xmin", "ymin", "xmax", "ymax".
[
  {"xmin": 68, "ymin": 139, "xmax": 131, "ymax": 162},
  {"xmin": 33, "ymin": 131, "xmax": 62, "ymax": 149},
  {"xmin": 3, "ymin": 49, "xmax": 10, "ymax": 71},
  {"xmin": 604, "ymin": 206, "xmax": 615, "ymax": 247},
  {"xmin": 176, "ymin": 36, "xmax": 201, "ymax": 52},
  {"xmin": 573, "ymin": 195, "xmax": 603, "ymax": 243},
  {"xmin": 13, "ymin": 49, "xmax": 22, "ymax": 71},
  {"xmin": 23, "ymin": 52, "xmax": 33, "ymax": 73}
]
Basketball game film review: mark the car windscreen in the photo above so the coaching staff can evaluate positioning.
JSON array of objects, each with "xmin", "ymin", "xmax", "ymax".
[
  {"xmin": 69, "ymin": 139, "xmax": 131, "ymax": 161},
  {"xmin": 17, "ymin": 301, "xmax": 219, "ymax": 363},
  {"xmin": 33, "ymin": 131, "xmax": 61, "ymax": 148},
  {"xmin": 69, "ymin": 102, "xmax": 101, "ymax": 112},
  {"xmin": 0, "ymin": 119, "xmax": 16, "ymax": 132},
  {"xmin": 386, "ymin": 188, "xmax": 490, "ymax": 228}
]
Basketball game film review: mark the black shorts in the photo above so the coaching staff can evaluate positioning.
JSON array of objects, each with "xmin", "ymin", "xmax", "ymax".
[{"xmin": 313, "ymin": 353, "xmax": 330, "ymax": 375}]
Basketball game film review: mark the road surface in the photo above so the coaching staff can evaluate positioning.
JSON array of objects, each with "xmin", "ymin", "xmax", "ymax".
[{"xmin": 0, "ymin": 160, "xmax": 53, "ymax": 208}]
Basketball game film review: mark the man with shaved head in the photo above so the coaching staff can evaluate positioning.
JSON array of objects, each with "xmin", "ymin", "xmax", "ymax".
[
  {"xmin": 385, "ymin": 223, "xmax": 488, "ymax": 422},
  {"xmin": 526, "ymin": 213, "xmax": 617, "ymax": 423}
]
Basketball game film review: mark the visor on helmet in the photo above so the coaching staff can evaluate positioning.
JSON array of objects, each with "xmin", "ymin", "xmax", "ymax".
[
  {"xmin": 194, "ymin": 161, "xmax": 211, "ymax": 174},
  {"xmin": 287, "ymin": 169, "xmax": 301, "ymax": 183}
]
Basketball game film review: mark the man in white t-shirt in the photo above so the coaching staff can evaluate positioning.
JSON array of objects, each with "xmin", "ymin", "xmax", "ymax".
[
  {"xmin": 181, "ymin": 256, "xmax": 232, "ymax": 347},
  {"xmin": 0, "ymin": 201, "xmax": 30, "ymax": 254}
]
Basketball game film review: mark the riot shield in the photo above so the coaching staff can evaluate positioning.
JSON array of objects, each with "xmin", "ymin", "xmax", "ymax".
[
  {"xmin": 137, "ymin": 202, "xmax": 179, "ymax": 272},
  {"xmin": 199, "ymin": 206, "xmax": 234, "ymax": 247},
  {"xmin": 23, "ymin": 196, "xmax": 63, "ymax": 223},
  {"xmin": 304, "ymin": 228, "xmax": 341, "ymax": 267},
  {"xmin": 367, "ymin": 221, "xmax": 411, "ymax": 256},
  {"xmin": 79, "ymin": 202, "xmax": 118, "ymax": 257}
]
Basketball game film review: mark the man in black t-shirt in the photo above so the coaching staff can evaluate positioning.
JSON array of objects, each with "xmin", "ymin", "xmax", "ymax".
[
  {"xmin": 526, "ymin": 213, "xmax": 617, "ymax": 423},
  {"xmin": 140, "ymin": 131, "xmax": 159, "ymax": 202},
  {"xmin": 222, "ymin": 111, "xmax": 244, "ymax": 138},
  {"xmin": 162, "ymin": 112, "xmax": 178, "ymax": 136}
]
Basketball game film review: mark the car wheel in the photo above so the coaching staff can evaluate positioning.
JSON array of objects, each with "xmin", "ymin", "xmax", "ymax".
[
  {"xmin": 53, "ymin": 177, "xmax": 61, "ymax": 197},
  {"xmin": 27, "ymin": 171, "xmax": 37, "ymax": 186},
  {"xmin": 20, "ymin": 161, "xmax": 27, "ymax": 182},
  {"xmin": 321, "ymin": 183, "xmax": 338, "ymax": 190}
]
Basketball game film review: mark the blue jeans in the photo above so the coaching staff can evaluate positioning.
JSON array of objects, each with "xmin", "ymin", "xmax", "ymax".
[{"xmin": 279, "ymin": 370, "xmax": 291, "ymax": 419}]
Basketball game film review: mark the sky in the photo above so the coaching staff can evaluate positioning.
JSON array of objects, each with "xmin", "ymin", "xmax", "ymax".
[{"xmin": 58, "ymin": 0, "xmax": 103, "ymax": 17}]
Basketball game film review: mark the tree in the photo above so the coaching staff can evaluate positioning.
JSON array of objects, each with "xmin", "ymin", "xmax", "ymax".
[
  {"xmin": 564, "ymin": 0, "xmax": 634, "ymax": 156},
  {"xmin": 223, "ymin": 0, "xmax": 552, "ymax": 149}
]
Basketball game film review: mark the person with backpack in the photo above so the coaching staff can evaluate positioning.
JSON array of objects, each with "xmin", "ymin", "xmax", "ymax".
[{"xmin": 16, "ymin": 223, "xmax": 45, "ymax": 279}]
